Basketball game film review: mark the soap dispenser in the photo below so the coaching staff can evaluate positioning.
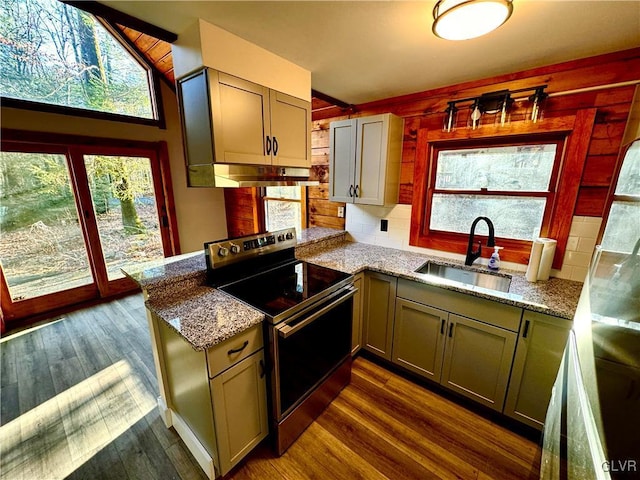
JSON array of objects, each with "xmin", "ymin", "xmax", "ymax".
[{"xmin": 488, "ymin": 246, "xmax": 503, "ymax": 271}]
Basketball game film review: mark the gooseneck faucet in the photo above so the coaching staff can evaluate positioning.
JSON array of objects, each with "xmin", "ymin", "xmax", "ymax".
[{"xmin": 465, "ymin": 216, "xmax": 496, "ymax": 266}]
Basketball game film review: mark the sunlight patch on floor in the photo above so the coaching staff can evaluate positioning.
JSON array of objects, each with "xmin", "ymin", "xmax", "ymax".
[{"xmin": 0, "ymin": 359, "xmax": 154, "ymax": 479}]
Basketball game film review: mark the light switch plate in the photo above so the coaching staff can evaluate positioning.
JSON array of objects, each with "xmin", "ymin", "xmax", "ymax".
[{"xmin": 337, "ymin": 206, "xmax": 345, "ymax": 218}]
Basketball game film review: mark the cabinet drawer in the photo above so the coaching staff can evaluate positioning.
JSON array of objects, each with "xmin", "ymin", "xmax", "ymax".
[
  {"xmin": 397, "ymin": 278, "xmax": 522, "ymax": 332},
  {"xmin": 207, "ymin": 324, "xmax": 264, "ymax": 378}
]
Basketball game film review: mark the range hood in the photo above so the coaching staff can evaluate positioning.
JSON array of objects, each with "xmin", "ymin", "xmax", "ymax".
[{"xmin": 188, "ymin": 163, "xmax": 318, "ymax": 188}]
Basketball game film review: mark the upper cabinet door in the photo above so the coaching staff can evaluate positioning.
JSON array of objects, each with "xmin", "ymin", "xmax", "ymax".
[
  {"xmin": 354, "ymin": 114, "xmax": 389, "ymax": 205},
  {"xmin": 210, "ymin": 71, "xmax": 271, "ymax": 165},
  {"xmin": 270, "ymin": 90, "xmax": 311, "ymax": 168},
  {"xmin": 329, "ymin": 119, "xmax": 357, "ymax": 203}
]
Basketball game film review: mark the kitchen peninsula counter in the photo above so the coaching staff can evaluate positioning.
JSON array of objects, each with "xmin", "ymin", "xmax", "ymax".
[{"xmin": 123, "ymin": 227, "xmax": 582, "ymax": 351}]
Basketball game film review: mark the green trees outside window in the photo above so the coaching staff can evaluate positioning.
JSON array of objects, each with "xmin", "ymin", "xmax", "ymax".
[{"xmin": 0, "ymin": 0, "xmax": 155, "ymax": 119}]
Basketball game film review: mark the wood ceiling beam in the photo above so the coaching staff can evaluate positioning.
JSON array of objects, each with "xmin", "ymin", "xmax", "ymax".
[{"xmin": 61, "ymin": 1, "xmax": 178, "ymax": 43}]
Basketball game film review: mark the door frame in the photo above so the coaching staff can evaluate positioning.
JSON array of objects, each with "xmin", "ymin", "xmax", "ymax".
[{"xmin": 0, "ymin": 129, "xmax": 180, "ymax": 323}]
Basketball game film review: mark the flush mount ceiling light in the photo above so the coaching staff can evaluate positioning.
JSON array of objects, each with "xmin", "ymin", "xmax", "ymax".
[{"xmin": 432, "ymin": 0, "xmax": 514, "ymax": 41}]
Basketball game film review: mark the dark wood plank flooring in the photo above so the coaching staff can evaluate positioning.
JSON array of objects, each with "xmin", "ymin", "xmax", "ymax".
[{"xmin": 0, "ymin": 294, "xmax": 541, "ymax": 479}]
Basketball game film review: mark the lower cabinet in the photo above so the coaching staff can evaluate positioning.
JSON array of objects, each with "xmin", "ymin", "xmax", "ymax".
[
  {"xmin": 362, "ymin": 272, "xmax": 397, "ymax": 360},
  {"xmin": 392, "ymin": 298, "xmax": 447, "ymax": 381},
  {"xmin": 392, "ymin": 298, "xmax": 516, "ymax": 411},
  {"xmin": 210, "ymin": 349, "xmax": 268, "ymax": 474},
  {"xmin": 351, "ymin": 273, "xmax": 364, "ymax": 355},
  {"xmin": 504, "ymin": 310, "xmax": 572, "ymax": 428},
  {"xmin": 441, "ymin": 314, "xmax": 516, "ymax": 411},
  {"xmin": 156, "ymin": 320, "xmax": 268, "ymax": 478}
]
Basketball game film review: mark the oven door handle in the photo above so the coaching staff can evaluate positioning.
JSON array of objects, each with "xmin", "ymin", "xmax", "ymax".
[{"xmin": 276, "ymin": 285, "xmax": 357, "ymax": 339}]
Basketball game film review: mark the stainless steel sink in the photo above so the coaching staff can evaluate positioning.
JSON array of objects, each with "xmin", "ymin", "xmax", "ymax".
[{"xmin": 414, "ymin": 261, "xmax": 512, "ymax": 293}]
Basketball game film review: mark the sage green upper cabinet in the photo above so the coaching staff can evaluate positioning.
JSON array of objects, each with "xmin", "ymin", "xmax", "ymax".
[
  {"xmin": 362, "ymin": 272, "xmax": 397, "ymax": 359},
  {"xmin": 178, "ymin": 69, "xmax": 311, "ymax": 186},
  {"xmin": 329, "ymin": 113, "xmax": 403, "ymax": 205},
  {"xmin": 504, "ymin": 311, "xmax": 572, "ymax": 429},
  {"xmin": 269, "ymin": 90, "xmax": 311, "ymax": 168},
  {"xmin": 211, "ymin": 71, "xmax": 271, "ymax": 166}
]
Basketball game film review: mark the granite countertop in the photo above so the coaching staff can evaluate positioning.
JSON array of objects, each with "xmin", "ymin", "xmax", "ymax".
[
  {"xmin": 124, "ymin": 227, "xmax": 581, "ymax": 350},
  {"xmin": 295, "ymin": 241, "xmax": 583, "ymax": 319},
  {"xmin": 145, "ymin": 282, "xmax": 264, "ymax": 351}
]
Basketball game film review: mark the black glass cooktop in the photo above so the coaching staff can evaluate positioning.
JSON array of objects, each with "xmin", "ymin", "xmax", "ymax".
[{"xmin": 219, "ymin": 260, "xmax": 351, "ymax": 319}]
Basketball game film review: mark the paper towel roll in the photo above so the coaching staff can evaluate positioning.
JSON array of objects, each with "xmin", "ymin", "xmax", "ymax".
[
  {"xmin": 526, "ymin": 239, "xmax": 544, "ymax": 282},
  {"xmin": 537, "ymin": 238, "xmax": 557, "ymax": 281}
]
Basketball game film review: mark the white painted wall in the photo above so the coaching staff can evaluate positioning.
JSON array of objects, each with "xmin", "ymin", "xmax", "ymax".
[
  {"xmin": 345, "ymin": 204, "xmax": 601, "ymax": 282},
  {"xmin": 1, "ymin": 82, "xmax": 228, "ymax": 254}
]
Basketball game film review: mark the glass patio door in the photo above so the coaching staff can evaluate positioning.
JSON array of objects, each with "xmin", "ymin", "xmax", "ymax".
[
  {"xmin": 0, "ymin": 139, "xmax": 177, "ymax": 322},
  {"xmin": 0, "ymin": 148, "xmax": 96, "ymax": 308}
]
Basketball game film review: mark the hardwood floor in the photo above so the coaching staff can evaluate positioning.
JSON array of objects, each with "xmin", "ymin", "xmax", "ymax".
[{"xmin": 0, "ymin": 294, "xmax": 541, "ymax": 480}]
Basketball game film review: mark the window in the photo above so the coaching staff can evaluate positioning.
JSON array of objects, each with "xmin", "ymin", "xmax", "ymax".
[
  {"xmin": 601, "ymin": 140, "xmax": 640, "ymax": 253},
  {"xmin": 0, "ymin": 132, "xmax": 178, "ymax": 321},
  {"xmin": 263, "ymin": 187, "xmax": 306, "ymax": 232},
  {"xmin": 0, "ymin": 0, "xmax": 157, "ymax": 121},
  {"xmin": 429, "ymin": 141, "xmax": 561, "ymax": 240}
]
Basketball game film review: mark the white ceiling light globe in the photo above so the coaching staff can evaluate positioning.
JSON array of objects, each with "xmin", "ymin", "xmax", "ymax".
[{"xmin": 433, "ymin": 0, "xmax": 514, "ymax": 41}]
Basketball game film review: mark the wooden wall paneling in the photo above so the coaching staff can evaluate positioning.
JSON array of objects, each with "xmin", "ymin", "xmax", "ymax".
[
  {"xmin": 547, "ymin": 109, "xmax": 597, "ymax": 268},
  {"xmin": 351, "ymin": 48, "xmax": 640, "ymax": 118},
  {"xmin": 574, "ymin": 187, "xmax": 609, "ymax": 217},
  {"xmin": 581, "ymin": 155, "xmax": 619, "ymax": 186},
  {"xmin": 224, "ymin": 188, "xmax": 262, "ymax": 238},
  {"xmin": 310, "ymin": 49, "xmax": 639, "ymax": 249},
  {"xmin": 308, "ymin": 119, "xmax": 346, "ymax": 230}
]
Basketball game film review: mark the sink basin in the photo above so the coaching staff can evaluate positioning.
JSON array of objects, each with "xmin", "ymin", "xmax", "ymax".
[{"xmin": 414, "ymin": 261, "xmax": 512, "ymax": 293}]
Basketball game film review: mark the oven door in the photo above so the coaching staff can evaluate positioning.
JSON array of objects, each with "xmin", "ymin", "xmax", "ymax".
[{"xmin": 273, "ymin": 284, "xmax": 355, "ymax": 419}]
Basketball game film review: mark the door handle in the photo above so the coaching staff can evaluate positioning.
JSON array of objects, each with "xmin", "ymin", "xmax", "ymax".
[
  {"xmin": 441, "ymin": 319, "xmax": 445, "ymax": 335},
  {"xmin": 522, "ymin": 320, "xmax": 530, "ymax": 338},
  {"xmin": 448, "ymin": 323, "xmax": 454, "ymax": 338},
  {"xmin": 349, "ymin": 185, "xmax": 354, "ymax": 197},
  {"xmin": 227, "ymin": 340, "xmax": 249, "ymax": 356},
  {"xmin": 266, "ymin": 136, "xmax": 272, "ymax": 155},
  {"xmin": 273, "ymin": 137, "xmax": 279, "ymax": 156}
]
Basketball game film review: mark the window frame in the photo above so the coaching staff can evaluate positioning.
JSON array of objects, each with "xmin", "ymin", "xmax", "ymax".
[
  {"xmin": 0, "ymin": 7, "xmax": 165, "ymax": 127},
  {"xmin": 261, "ymin": 186, "xmax": 308, "ymax": 233},
  {"xmin": 599, "ymin": 138, "xmax": 640, "ymax": 253},
  {"xmin": 410, "ymin": 111, "xmax": 597, "ymax": 267},
  {"xmin": 0, "ymin": 128, "xmax": 180, "ymax": 323},
  {"xmin": 425, "ymin": 136, "xmax": 565, "ymax": 243}
]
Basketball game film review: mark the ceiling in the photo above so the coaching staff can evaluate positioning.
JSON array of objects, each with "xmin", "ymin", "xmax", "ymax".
[{"xmin": 100, "ymin": 1, "xmax": 640, "ymax": 105}]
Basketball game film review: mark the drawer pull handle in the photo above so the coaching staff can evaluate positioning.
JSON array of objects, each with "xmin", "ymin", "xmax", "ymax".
[
  {"xmin": 228, "ymin": 340, "xmax": 249, "ymax": 356},
  {"xmin": 448, "ymin": 323, "xmax": 454, "ymax": 338},
  {"xmin": 266, "ymin": 136, "xmax": 272, "ymax": 155},
  {"xmin": 349, "ymin": 185, "xmax": 354, "ymax": 197},
  {"xmin": 440, "ymin": 319, "xmax": 445, "ymax": 335},
  {"xmin": 522, "ymin": 320, "xmax": 530, "ymax": 338}
]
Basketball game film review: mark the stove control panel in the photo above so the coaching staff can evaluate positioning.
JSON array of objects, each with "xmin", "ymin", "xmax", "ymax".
[{"xmin": 205, "ymin": 227, "xmax": 298, "ymax": 269}]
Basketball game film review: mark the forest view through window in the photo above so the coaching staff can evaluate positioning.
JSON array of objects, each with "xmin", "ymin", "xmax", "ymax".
[{"xmin": 0, "ymin": 0, "xmax": 155, "ymax": 119}]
